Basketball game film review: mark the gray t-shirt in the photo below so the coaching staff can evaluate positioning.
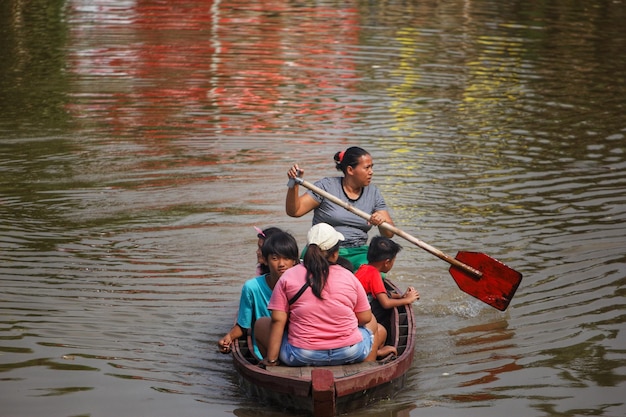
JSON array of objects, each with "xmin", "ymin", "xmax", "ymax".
[{"xmin": 308, "ymin": 176, "xmax": 388, "ymax": 247}]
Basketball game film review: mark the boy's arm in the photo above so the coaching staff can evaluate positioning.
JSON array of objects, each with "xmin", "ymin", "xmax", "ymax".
[
  {"xmin": 374, "ymin": 287, "xmax": 420, "ymax": 309},
  {"xmin": 375, "ymin": 292, "xmax": 407, "ymax": 309}
]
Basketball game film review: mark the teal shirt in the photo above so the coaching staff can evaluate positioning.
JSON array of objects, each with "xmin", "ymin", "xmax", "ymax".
[{"xmin": 236, "ymin": 274, "xmax": 272, "ymax": 359}]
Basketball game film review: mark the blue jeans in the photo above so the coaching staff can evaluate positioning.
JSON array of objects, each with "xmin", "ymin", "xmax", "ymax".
[{"xmin": 279, "ymin": 327, "xmax": 374, "ymax": 366}]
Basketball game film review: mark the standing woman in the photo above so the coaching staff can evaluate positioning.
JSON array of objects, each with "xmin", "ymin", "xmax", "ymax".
[
  {"xmin": 255, "ymin": 223, "xmax": 395, "ymax": 367},
  {"xmin": 286, "ymin": 146, "xmax": 394, "ymax": 270}
]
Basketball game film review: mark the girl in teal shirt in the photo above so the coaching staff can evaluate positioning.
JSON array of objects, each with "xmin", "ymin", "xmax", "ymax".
[{"xmin": 218, "ymin": 230, "xmax": 299, "ymax": 358}]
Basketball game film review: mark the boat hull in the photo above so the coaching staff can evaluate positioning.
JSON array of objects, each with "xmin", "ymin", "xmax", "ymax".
[{"xmin": 231, "ymin": 280, "xmax": 416, "ymax": 416}]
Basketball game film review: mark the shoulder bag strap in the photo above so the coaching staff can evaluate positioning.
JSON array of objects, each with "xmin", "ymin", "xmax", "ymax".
[{"xmin": 288, "ymin": 281, "xmax": 310, "ymax": 305}]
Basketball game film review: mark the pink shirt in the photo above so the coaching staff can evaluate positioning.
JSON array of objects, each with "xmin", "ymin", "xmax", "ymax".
[{"xmin": 269, "ymin": 264, "xmax": 371, "ymax": 350}]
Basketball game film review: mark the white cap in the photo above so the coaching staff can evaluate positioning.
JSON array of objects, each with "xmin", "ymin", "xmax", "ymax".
[{"xmin": 306, "ymin": 223, "xmax": 345, "ymax": 251}]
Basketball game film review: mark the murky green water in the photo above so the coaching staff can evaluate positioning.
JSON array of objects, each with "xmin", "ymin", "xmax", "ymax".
[{"xmin": 1, "ymin": 1, "xmax": 625, "ymax": 416}]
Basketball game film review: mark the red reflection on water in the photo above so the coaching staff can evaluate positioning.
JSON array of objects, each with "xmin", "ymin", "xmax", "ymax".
[
  {"xmin": 446, "ymin": 319, "xmax": 523, "ymax": 402},
  {"xmin": 66, "ymin": 0, "xmax": 361, "ymax": 140}
]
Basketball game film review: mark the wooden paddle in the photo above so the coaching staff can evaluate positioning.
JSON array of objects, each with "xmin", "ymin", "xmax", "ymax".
[{"xmin": 292, "ymin": 177, "xmax": 522, "ymax": 311}]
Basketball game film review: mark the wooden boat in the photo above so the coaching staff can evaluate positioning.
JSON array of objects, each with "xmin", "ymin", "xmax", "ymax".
[{"xmin": 231, "ymin": 279, "xmax": 416, "ymax": 417}]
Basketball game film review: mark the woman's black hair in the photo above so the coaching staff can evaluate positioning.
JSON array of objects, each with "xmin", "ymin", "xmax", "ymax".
[
  {"xmin": 334, "ymin": 146, "xmax": 369, "ymax": 174},
  {"xmin": 261, "ymin": 231, "xmax": 300, "ymax": 264},
  {"xmin": 302, "ymin": 242, "xmax": 340, "ymax": 299}
]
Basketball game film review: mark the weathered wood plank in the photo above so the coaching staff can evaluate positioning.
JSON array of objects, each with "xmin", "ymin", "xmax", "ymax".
[
  {"xmin": 311, "ymin": 369, "xmax": 335, "ymax": 417},
  {"xmin": 265, "ymin": 361, "xmax": 380, "ymax": 379}
]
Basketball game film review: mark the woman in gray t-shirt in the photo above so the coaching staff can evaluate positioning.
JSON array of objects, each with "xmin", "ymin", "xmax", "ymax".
[{"xmin": 286, "ymin": 146, "xmax": 395, "ymax": 270}]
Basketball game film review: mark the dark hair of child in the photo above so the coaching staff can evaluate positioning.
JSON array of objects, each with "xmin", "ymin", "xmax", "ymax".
[
  {"xmin": 367, "ymin": 236, "xmax": 402, "ymax": 263},
  {"xmin": 260, "ymin": 231, "xmax": 300, "ymax": 264},
  {"xmin": 257, "ymin": 226, "xmax": 283, "ymax": 240},
  {"xmin": 258, "ymin": 227, "xmax": 286, "ymax": 275}
]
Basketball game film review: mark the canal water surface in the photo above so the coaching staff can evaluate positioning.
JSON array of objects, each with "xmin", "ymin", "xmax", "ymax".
[{"xmin": 1, "ymin": 1, "xmax": 625, "ymax": 416}]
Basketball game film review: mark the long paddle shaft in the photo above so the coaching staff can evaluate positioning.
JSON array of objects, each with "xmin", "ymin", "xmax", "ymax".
[
  {"xmin": 294, "ymin": 177, "xmax": 480, "ymax": 275},
  {"xmin": 293, "ymin": 177, "xmax": 523, "ymax": 311}
]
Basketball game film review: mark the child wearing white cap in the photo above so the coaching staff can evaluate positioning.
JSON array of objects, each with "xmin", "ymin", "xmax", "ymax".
[{"xmin": 255, "ymin": 223, "xmax": 396, "ymax": 367}]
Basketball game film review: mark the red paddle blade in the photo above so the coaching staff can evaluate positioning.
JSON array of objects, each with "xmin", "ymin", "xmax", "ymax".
[{"xmin": 449, "ymin": 251, "xmax": 522, "ymax": 311}]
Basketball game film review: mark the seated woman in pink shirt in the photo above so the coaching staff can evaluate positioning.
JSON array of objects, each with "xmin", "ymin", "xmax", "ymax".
[{"xmin": 254, "ymin": 223, "xmax": 395, "ymax": 367}]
